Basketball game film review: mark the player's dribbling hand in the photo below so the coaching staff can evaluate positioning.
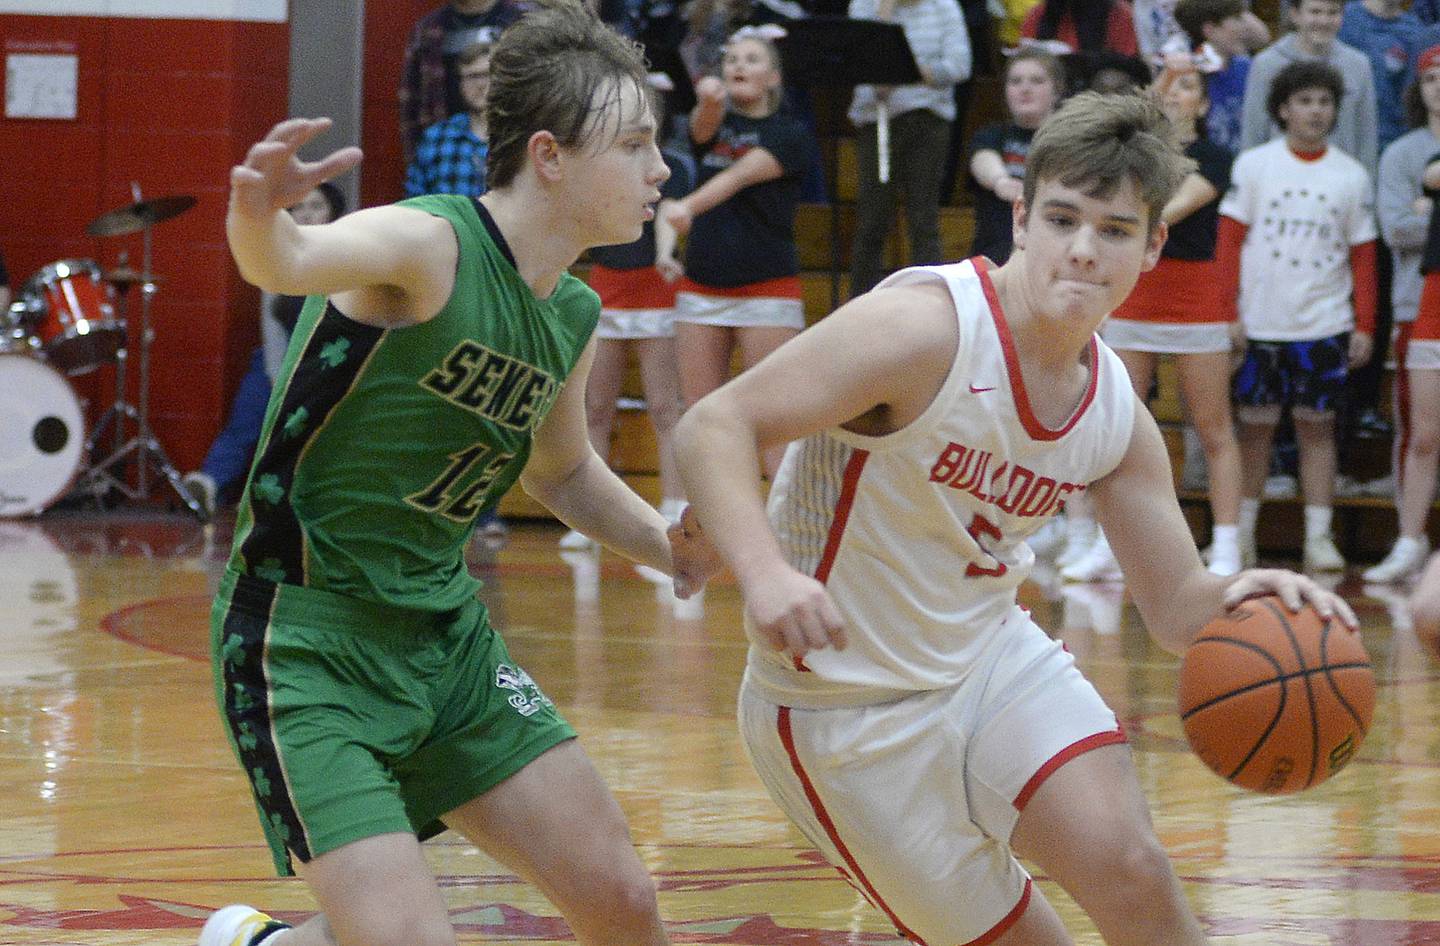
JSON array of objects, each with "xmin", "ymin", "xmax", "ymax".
[
  {"xmin": 230, "ymin": 118, "xmax": 362, "ymax": 221},
  {"xmin": 1221, "ymin": 568, "xmax": 1358, "ymax": 631},
  {"xmin": 744, "ymin": 568, "xmax": 848, "ymax": 658},
  {"xmin": 667, "ymin": 505, "xmax": 724, "ymax": 599}
]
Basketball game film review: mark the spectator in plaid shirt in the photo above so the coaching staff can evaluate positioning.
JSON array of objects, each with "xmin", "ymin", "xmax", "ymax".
[
  {"xmin": 398, "ymin": 0, "xmax": 526, "ymax": 163},
  {"xmin": 405, "ymin": 42, "xmax": 492, "ymax": 198}
]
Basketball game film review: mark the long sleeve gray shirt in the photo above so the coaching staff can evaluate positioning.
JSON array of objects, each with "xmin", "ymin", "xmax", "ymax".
[
  {"xmin": 1238, "ymin": 34, "xmax": 1379, "ymax": 178},
  {"xmin": 1378, "ymin": 126, "xmax": 1440, "ymax": 321}
]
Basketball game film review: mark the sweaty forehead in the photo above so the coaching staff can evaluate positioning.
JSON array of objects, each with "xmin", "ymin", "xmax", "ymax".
[{"xmin": 583, "ymin": 77, "xmax": 654, "ymax": 140}]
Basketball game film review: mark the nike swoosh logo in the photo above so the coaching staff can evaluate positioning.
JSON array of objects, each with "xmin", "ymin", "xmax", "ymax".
[{"xmin": 969, "ymin": 383, "xmax": 996, "ymax": 393}]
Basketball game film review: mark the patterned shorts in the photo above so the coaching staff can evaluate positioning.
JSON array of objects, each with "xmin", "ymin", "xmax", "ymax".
[{"xmin": 1233, "ymin": 333, "xmax": 1349, "ymax": 413}]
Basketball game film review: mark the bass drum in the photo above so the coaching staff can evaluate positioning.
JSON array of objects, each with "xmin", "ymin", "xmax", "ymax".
[{"xmin": 0, "ymin": 354, "xmax": 85, "ymax": 517}]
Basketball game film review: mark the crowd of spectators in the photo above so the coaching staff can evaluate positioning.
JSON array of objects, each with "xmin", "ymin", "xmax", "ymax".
[{"xmin": 388, "ymin": 0, "xmax": 1440, "ymax": 581}]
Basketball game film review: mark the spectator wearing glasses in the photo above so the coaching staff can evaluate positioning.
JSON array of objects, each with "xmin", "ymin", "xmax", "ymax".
[{"xmin": 406, "ymin": 42, "xmax": 493, "ymax": 198}]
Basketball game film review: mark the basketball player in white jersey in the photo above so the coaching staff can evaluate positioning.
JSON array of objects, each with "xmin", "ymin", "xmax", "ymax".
[{"xmin": 673, "ymin": 92, "xmax": 1358, "ymax": 946}]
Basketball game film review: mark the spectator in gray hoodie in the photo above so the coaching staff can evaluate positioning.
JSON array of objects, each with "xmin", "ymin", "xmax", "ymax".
[{"xmin": 1238, "ymin": 0, "xmax": 1377, "ymax": 175}]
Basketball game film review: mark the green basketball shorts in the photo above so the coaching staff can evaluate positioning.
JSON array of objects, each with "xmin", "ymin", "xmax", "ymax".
[{"xmin": 211, "ymin": 571, "xmax": 575, "ymax": 876}]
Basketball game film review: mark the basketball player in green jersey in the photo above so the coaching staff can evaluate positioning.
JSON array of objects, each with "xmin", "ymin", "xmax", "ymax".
[{"xmin": 201, "ymin": 6, "xmax": 718, "ymax": 946}]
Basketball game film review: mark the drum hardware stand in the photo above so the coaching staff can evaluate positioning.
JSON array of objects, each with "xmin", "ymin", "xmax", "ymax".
[
  {"xmin": 87, "ymin": 261, "xmax": 136, "ymax": 462},
  {"xmin": 78, "ymin": 187, "xmax": 207, "ymax": 521}
]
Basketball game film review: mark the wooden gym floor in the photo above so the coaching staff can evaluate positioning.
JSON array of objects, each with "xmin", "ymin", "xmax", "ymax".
[{"xmin": 1, "ymin": 508, "xmax": 1438, "ymax": 946}]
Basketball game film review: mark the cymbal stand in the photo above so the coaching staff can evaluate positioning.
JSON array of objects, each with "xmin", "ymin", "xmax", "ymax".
[
  {"xmin": 83, "ymin": 205, "xmax": 207, "ymax": 521},
  {"xmin": 86, "ymin": 268, "xmax": 135, "ymax": 462}
]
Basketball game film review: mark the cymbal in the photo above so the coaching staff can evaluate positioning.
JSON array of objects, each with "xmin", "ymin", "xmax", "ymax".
[
  {"xmin": 87, "ymin": 195, "xmax": 197, "ymax": 238},
  {"xmin": 102, "ymin": 265, "xmax": 163, "ymax": 287}
]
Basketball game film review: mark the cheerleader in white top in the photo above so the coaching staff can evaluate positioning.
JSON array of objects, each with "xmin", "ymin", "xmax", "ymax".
[{"xmin": 674, "ymin": 92, "xmax": 1356, "ymax": 946}]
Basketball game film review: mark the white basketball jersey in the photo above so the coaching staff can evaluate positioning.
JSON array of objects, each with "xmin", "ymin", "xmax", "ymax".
[{"xmin": 745, "ymin": 258, "xmax": 1137, "ymax": 707}]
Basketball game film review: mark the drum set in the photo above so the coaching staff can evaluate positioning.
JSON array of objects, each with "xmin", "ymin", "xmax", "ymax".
[{"xmin": 1, "ymin": 191, "xmax": 207, "ymax": 520}]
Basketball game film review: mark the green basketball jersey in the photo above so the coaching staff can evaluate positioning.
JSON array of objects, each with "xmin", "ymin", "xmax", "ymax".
[{"xmin": 226, "ymin": 194, "xmax": 600, "ymax": 611}]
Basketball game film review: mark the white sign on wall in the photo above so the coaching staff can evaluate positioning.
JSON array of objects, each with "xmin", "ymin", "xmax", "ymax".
[
  {"xmin": 5, "ymin": 52, "xmax": 78, "ymax": 120},
  {"xmin": 0, "ymin": 1, "xmax": 285, "ymax": 21}
]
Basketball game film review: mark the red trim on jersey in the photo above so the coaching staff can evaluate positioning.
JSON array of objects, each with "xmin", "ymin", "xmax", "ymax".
[
  {"xmin": 973, "ymin": 259, "xmax": 1099, "ymax": 442},
  {"xmin": 587, "ymin": 263, "xmax": 678, "ymax": 309},
  {"xmin": 1289, "ymin": 145, "xmax": 1327, "ymax": 162},
  {"xmin": 1013, "ymin": 728, "xmax": 1127, "ymax": 811},
  {"xmin": 777, "ymin": 706, "xmax": 929, "ymax": 945},
  {"xmin": 815, "ymin": 449, "xmax": 869, "ymax": 584},
  {"xmin": 675, "ymin": 274, "xmax": 803, "ymax": 299},
  {"xmin": 962, "ymin": 878, "xmax": 1034, "ymax": 946}
]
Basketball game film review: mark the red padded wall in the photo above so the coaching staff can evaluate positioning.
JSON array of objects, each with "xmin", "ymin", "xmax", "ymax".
[{"xmin": 0, "ymin": 13, "xmax": 288, "ymax": 482}]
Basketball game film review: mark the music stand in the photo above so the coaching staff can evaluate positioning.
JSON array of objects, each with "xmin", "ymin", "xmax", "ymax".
[{"xmin": 778, "ymin": 17, "xmax": 921, "ymax": 309}]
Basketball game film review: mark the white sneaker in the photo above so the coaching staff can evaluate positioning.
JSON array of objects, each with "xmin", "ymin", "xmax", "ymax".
[
  {"xmin": 181, "ymin": 471, "xmax": 218, "ymax": 519},
  {"xmin": 1061, "ymin": 532, "xmax": 1123, "ymax": 582},
  {"xmin": 1055, "ymin": 518, "xmax": 1098, "ymax": 569},
  {"xmin": 199, "ymin": 905, "xmax": 289, "ymax": 946},
  {"xmin": 1362, "ymin": 537, "xmax": 1430, "ymax": 583},
  {"xmin": 558, "ymin": 529, "xmax": 594, "ymax": 550},
  {"xmin": 1302, "ymin": 534, "xmax": 1346, "ymax": 571}
]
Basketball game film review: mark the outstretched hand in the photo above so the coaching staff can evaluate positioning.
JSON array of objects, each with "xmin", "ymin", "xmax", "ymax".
[
  {"xmin": 1221, "ymin": 568, "xmax": 1359, "ymax": 631},
  {"xmin": 230, "ymin": 118, "xmax": 362, "ymax": 220},
  {"xmin": 667, "ymin": 505, "xmax": 724, "ymax": 599}
]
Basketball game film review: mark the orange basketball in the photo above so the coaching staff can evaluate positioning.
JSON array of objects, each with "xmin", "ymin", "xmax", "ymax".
[{"xmin": 1178, "ymin": 595, "xmax": 1375, "ymax": 794}]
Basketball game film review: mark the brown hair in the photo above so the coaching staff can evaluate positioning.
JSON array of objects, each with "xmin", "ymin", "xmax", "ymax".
[
  {"xmin": 1173, "ymin": 0, "xmax": 1244, "ymax": 46},
  {"xmin": 485, "ymin": 0, "xmax": 652, "ymax": 190},
  {"xmin": 1265, "ymin": 60, "xmax": 1343, "ymax": 130},
  {"xmin": 1024, "ymin": 91, "xmax": 1193, "ymax": 233}
]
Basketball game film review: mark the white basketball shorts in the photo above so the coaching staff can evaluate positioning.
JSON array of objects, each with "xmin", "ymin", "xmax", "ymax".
[{"xmin": 737, "ymin": 619, "xmax": 1124, "ymax": 945}]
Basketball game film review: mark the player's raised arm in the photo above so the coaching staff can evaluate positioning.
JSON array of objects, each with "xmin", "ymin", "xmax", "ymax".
[{"xmin": 227, "ymin": 117, "xmax": 456, "ymax": 321}]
